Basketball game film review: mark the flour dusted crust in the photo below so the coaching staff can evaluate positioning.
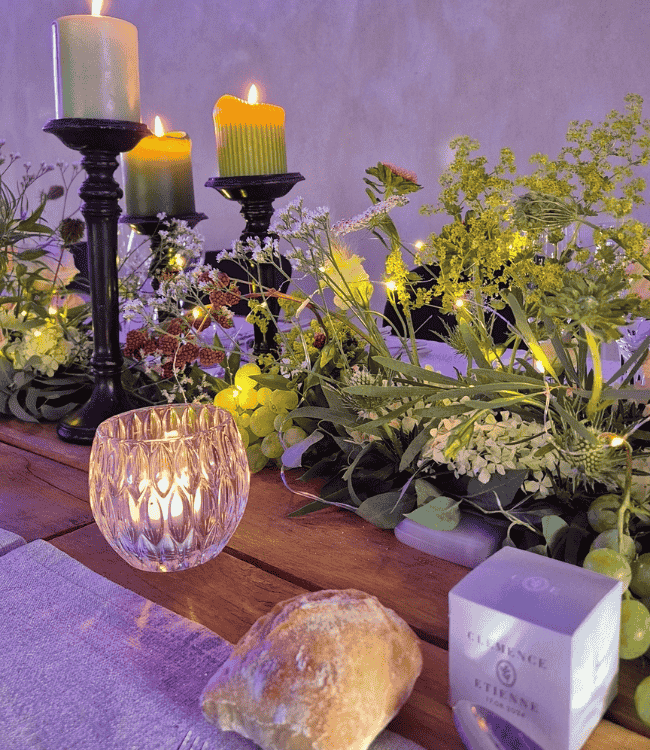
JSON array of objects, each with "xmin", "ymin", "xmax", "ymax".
[{"xmin": 201, "ymin": 589, "xmax": 423, "ymax": 750}]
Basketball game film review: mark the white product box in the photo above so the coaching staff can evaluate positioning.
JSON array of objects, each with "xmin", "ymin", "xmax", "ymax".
[{"xmin": 448, "ymin": 547, "xmax": 622, "ymax": 750}]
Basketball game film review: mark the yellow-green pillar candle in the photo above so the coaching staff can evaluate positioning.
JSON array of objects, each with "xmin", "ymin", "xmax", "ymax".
[
  {"xmin": 52, "ymin": 2, "xmax": 140, "ymax": 121},
  {"xmin": 122, "ymin": 118, "xmax": 196, "ymax": 216},
  {"xmin": 213, "ymin": 85, "xmax": 287, "ymax": 177}
]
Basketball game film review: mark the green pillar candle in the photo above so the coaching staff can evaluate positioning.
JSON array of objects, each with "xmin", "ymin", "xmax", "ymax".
[
  {"xmin": 122, "ymin": 119, "xmax": 196, "ymax": 217},
  {"xmin": 52, "ymin": 4, "xmax": 140, "ymax": 121},
  {"xmin": 213, "ymin": 85, "xmax": 287, "ymax": 177}
]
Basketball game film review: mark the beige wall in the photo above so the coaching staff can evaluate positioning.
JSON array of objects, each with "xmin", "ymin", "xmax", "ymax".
[{"xmin": 3, "ymin": 0, "xmax": 650, "ymax": 290}]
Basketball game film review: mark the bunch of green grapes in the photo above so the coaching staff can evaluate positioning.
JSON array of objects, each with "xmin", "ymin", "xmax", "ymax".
[
  {"xmin": 583, "ymin": 495, "xmax": 650, "ymax": 725},
  {"xmin": 213, "ymin": 363, "xmax": 307, "ymax": 473}
]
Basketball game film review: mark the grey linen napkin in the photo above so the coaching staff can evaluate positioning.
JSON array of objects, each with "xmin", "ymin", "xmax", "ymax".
[
  {"xmin": 0, "ymin": 526, "xmax": 25, "ymax": 556},
  {"xmin": 0, "ymin": 540, "xmax": 426, "ymax": 750}
]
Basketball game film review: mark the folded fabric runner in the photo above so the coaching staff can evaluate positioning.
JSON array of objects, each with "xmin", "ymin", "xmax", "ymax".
[
  {"xmin": 0, "ymin": 538, "xmax": 425, "ymax": 750},
  {"xmin": 0, "ymin": 527, "xmax": 25, "ymax": 557}
]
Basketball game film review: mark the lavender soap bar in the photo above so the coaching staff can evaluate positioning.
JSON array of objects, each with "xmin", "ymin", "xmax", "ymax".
[{"xmin": 448, "ymin": 547, "xmax": 622, "ymax": 750}]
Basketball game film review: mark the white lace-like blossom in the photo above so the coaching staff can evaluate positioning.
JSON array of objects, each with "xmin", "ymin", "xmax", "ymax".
[{"xmin": 419, "ymin": 406, "xmax": 571, "ymax": 497}]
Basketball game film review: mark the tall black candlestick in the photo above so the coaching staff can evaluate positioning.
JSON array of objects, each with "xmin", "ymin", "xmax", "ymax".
[
  {"xmin": 44, "ymin": 118, "xmax": 149, "ymax": 445},
  {"xmin": 206, "ymin": 172, "xmax": 304, "ymax": 356}
]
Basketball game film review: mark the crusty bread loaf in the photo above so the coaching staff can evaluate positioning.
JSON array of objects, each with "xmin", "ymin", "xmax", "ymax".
[{"xmin": 201, "ymin": 589, "xmax": 423, "ymax": 750}]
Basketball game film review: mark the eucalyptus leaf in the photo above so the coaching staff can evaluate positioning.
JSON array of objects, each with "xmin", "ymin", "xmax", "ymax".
[
  {"xmin": 356, "ymin": 491, "xmax": 416, "ymax": 529},
  {"xmin": 403, "ymin": 496, "xmax": 461, "ymax": 531},
  {"xmin": 8, "ymin": 393, "xmax": 37, "ymax": 422},
  {"xmin": 458, "ymin": 469, "xmax": 528, "ymax": 509},
  {"xmin": 39, "ymin": 402, "xmax": 79, "ymax": 421},
  {"xmin": 282, "ymin": 429, "xmax": 325, "ymax": 469},
  {"xmin": 541, "ymin": 515, "xmax": 568, "ymax": 548},
  {"xmin": 0, "ymin": 358, "xmax": 15, "ymax": 388}
]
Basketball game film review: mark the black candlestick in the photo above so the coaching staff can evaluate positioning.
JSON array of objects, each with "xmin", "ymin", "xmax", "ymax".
[
  {"xmin": 44, "ymin": 118, "xmax": 150, "ymax": 445},
  {"xmin": 206, "ymin": 172, "xmax": 304, "ymax": 356},
  {"xmin": 120, "ymin": 212, "xmax": 208, "ymax": 289}
]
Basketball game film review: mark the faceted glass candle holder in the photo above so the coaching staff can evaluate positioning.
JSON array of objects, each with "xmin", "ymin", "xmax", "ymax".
[{"xmin": 89, "ymin": 404, "xmax": 250, "ymax": 572}]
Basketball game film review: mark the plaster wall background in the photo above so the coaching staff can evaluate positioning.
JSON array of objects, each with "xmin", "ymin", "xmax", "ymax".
[{"xmin": 2, "ymin": 0, "xmax": 650, "ymax": 291}]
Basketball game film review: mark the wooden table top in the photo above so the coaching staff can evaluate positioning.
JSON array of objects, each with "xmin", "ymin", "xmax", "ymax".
[{"xmin": 1, "ymin": 416, "xmax": 649, "ymax": 750}]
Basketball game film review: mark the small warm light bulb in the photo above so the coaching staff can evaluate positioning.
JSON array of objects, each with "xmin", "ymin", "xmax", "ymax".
[
  {"xmin": 174, "ymin": 253, "xmax": 185, "ymax": 268},
  {"xmin": 153, "ymin": 116, "xmax": 165, "ymax": 137},
  {"xmin": 91, "ymin": 0, "xmax": 103, "ymax": 16},
  {"xmin": 386, "ymin": 280, "xmax": 397, "ymax": 292},
  {"xmin": 33, "ymin": 329, "xmax": 42, "ymax": 338},
  {"xmin": 610, "ymin": 436, "xmax": 625, "ymax": 448},
  {"xmin": 477, "ymin": 717, "xmax": 489, "ymax": 733},
  {"xmin": 534, "ymin": 359, "xmax": 545, "ymax": 373},
  {"xmin": 247, "ymin": 84, "xmax": 259, "ymax": 105},
  {"xmin": 414, "ymin": 240, "xmax": 424, "ymax": 250},
  {"xmin": 48, "ymin": 305, "xmax": 57, "ymax": 316},
  {"xmin": 455, "ymin": 298, "xmax": 464, "ymax": 309},
  {"xmin": 192, "ymin": 307, "xmax": 201, "ymax": 319}
]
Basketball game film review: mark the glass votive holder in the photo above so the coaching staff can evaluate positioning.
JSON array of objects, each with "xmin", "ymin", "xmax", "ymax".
[{"xmin": 88, "ymin": 403, "xmax": 250, "ymax": 572}]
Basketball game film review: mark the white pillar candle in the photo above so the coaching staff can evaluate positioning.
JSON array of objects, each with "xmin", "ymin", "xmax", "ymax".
[{"xmin": 52, "ymin": 2, "xmax": 140, "ymax": 121}]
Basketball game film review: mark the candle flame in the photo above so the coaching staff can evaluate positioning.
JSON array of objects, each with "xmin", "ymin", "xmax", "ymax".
[
  {"xmin": 91, "ymin": 0, "xmax": 103, "ymax": 16},
  {"xmin": 153, "ymin": 116, "xmax": 165, "ymax": 137},
  {"xmin": 247, "ymin": 84, "xmax": 259, "ymax": 105}
]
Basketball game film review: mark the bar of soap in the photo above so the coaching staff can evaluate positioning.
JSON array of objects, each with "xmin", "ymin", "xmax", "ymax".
[
  {"xmin": 201, "ymin": 589, "xmax": 423, "ymax": 750},
  {"xmin": 394, "ymin": 514, "xmax": 506, "ymax": 568}
]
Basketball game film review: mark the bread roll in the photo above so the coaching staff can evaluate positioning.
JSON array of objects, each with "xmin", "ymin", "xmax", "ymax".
[{"xmin": 201, "ymin": 589, "xmax": 422, "ymax": 750}]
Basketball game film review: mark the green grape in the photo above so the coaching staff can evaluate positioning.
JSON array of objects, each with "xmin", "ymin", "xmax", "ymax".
[
  {"xmin": 246, "ymin": 443, "xmax": 269, "ymax": 473},
  {"xmin": 620, "ymin": 599, "xmax": 650, "ymax": 659},
  {"xmin": 583, "ymin": 548, "xmax": 632, "ymax": 591},
  {"xmin": 631, "ymin": 554, "xmax": 650, "ymax": 598},
  {"xmin": 261, "ymin": 432, "xmax": 284, "ymax": 459},
  {"xmin": 239, "ymin": 412, "xmax": 251, "ymax": 429},
  {"xmin": 257, "ymin": 387, "xmax": 273, "ymax": 406},
  {"xmin": 590, "ymin": 529, "xmax": 637, "ymax": 564},
  {"xmin": 283, "ymin": 426, "xmax": 308, "ymax": 447},
  {"xmin": 635, "ymin": 676, "xmax": 650, "ymax": 726},
  {"xmin": 234, "ymin": 362, "xmax": 261, "ymax": 391},
  {"xmin": 249, "ymin": 406, "xmax": 276, "ymax": 437},
  {"xmin": 237, "ymin": 426, "xmax": 250, "ymax": 449},
  {"xmin": 270, "ymin": 389, "xmax": 299, "ymax": 411},
  {"xmin": 213, "ymin": 387, "xmax": 238, "ymax": 414},
  {"xmin": 237, "ymin": 387, "xmax": 258, "ymax": 410},
  {"xmin": 587, "ymin": 494, "xmax": 622, "ymax": 533},
  {"xmin": 274, "ymin": 413, "xmax": 293, "ymax": 432}
]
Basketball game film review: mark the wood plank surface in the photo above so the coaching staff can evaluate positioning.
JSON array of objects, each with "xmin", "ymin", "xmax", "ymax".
[
  {"xmin": 0, "ymin": 441, "xmax": 92, "ymax": 541},
  {"xmin": 0, "ymin": 417, "xmax": 91, "ymax": 472},
  {"xmin": 225, "ymin": 468, "xmax": 469, "ymax": 646}
]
